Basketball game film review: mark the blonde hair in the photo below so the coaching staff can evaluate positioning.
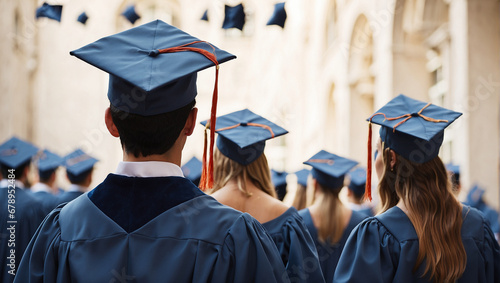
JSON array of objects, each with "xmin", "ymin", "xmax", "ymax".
[
  {"xmin": 211, "ymin": 147, "xmax": 276, "ymax": 198},
  {"xmin": 315, "ymin": 182, "xmax": 345, "ymax": 245},
  {"xmin": 378, "ymin": 146, "xmax": 466, "ymax": 282},
  {"xmin": 292, "ymin": 184, "xmax": 307, "ymax": 210}
]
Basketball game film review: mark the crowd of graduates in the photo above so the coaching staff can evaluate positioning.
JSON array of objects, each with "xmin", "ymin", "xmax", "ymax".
[{"xmin": 1, "ymin": 19, "xmax": 500, "ymax": 282}]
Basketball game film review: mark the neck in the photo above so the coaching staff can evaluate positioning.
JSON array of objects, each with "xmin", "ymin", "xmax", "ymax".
[
  {"xmin": 397, "ymin": 199, "xmax": 409, "ymax": 214},
  {"xmin": 123, "ymin": 151, "xmax": 182, "ymax": 167}
]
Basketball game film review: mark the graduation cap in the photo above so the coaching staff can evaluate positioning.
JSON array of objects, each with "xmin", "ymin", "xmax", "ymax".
[
  {"xmin": 121, "ymin": 5, "xmax": 141, "ymax": 24},
  {"xmin": 271, "ymin": 169, "xmax": 288, "ymax": 201},
  {"xmin": 201, "ymin": 9, "xmax": 209, "ymax": 21},
  {"xmin": 466, "ymin": 184, "xmax": 485, "ymax": 208},
  {"xmin": 37, "ymin": 149, "xmax": 63, "ymax": 175},
  {"xmin": 222, "ymin": 4, "xmax": 245, "ymax": 30},
  {"xmin": 36, "ymin": 2, "xmax": 63, "ymax": 22},
  {"xmin": 347, "ymin": 167, "xmax": 366, "ymax": 198},
  {"xmin": 446, "ymin": 163, "xmax": 460, "ymax": 186},
  {"xmin": 304, "ymin": 150, "xmax": 358, "ymax": 189},
  {"xmin": 77, "ymin": 12, "xmax": 89, "ymax": 24},
  {"xmin": 365, "ymin": 94, "xmax": 462, "ymax": 200},
  {"xmin": 0, "ymin": 137, "xmax": 39, "ymax": 169},
  {"xmin": 181, "ymin": 156, "xmax": 202, "ymax": 186},
  {"xmin": 70, "ymin": 20, "xmax": 236, "ymax": 190},
  {"xmin": 64, "ymin": 149, "xmax": 98, "ymax": 177},
  {"xmin": 201, "ymin": 109, "xmax": 288, "ymax": 166},
  {"xmin": 295, "ymin": 169, "xmax": 310, "ymax": 187},
  {"xmin": 266, "ymin": 2, "xmax": 287, "ymax": 28}
]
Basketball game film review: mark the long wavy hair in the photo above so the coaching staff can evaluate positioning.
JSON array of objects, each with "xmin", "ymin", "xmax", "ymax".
[
  {"xmin": 314, "ymin": 182, "xmax": 344, "ymax": 245},
  {"xmin": 292, "ymin": 184, "xmax": 308, "ymax": 210},
  {"xmin": 211, "ymin": 147, "xmax": 276, "ymax": 198},
  {"xmin": 378, "ymin": 145, "xmax": 466, "ymax": 282}
]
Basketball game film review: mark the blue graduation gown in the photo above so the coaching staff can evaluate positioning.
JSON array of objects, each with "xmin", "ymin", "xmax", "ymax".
[
  {"xmin": 298, "ymin": 208, "xmax": 366, "ymax": 283},
  {"xmin": 262, "ymin": 207, "xmax": 325, "ymax": 283},
  {"xmin": 334, "ymin": 206, "xmax": 500, "ymax": 283},
  {"xmin": 14, "ymin": 174, "xmax": 289, "ymax": 282},
  {"xmin": 31, "ymin": 191, "xmax": 61, "ymax": 215},
  {"xmin": 1, "ymin": 186, "xmax": 46, "ymax": 283},
  {"xmin": 57, "ymin": 191, "xmax": 83, "ymax": 204}
]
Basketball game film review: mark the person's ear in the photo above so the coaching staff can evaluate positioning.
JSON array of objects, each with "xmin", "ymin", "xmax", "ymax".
[
  {"xmin": 183, "ymin": 107, "xmax": 198, "ymax": 136},
  {"xmin": 389, "ymin": 149, "xmax": 397, "ymax": 170},
  {"xmin": 105, "ymin": 108, "xmax": 120, "ymax": 138}
]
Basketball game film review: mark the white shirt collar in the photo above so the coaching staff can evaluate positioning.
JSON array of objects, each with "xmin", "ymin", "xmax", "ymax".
[
  {"xmin": 115, "ymin": 161, "xmax": 184, "ymax": 178},
  {"xmin": 31, "ymin": 182, "xmax": 52, "ymax": 193},
  {"xmin": 67, "ymin": 184, "xmax": 88, "ymax": 193},
  {"xmin": 0, "ymin": 179, "xmax": 25, "ymax": 189}
]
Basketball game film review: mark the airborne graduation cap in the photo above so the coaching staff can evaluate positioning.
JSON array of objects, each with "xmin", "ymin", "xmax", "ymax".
[
  {"xmin": 70, "ymin": 20, "xmax": 236, "ymax": 190},
  {"xmin": 304, "ymin": 150, "xmax": 358, "ymax": 189},
  {"xmin": 36, "ymin": 2, "xmax": 63, "ymax": 22},
  {"xmin": 222, "ymin": 4, "xmax": 246, "ymax": 31},
  {"xmin": 266, "ymin": 2, "xmax": 287, "ymax": 28},
  {"xmin": 77, "ymin": 12, "xmax": 89, "ymax": 24},
  {"xmin": 121, "ymin": 5, "xmax": 141, "ymax": 24},
  {"xmin": 201, "ymin": 108, "xmax": 288, "ymax": 171},
  {"xmin": 365, "ymin": 94, "xmax": 462, "ymax": 200}
]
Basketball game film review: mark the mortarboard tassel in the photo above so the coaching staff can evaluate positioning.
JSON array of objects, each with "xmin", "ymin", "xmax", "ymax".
[
  {"xmin": 157, "ymin": 41, "xmax": 220, "ymax": 191},
  {"xmin": 365, "ymin": 122, "xmax": 372, "ymax": 201}
]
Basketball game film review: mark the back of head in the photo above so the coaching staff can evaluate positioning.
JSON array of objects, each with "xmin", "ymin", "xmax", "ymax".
[
  {"xmin": 0, "ymin": 136, "xmax": 39, "ymax": 182},
  {"xmin": 66, "ymin": 167, "xmax": 93, "ymax": 186},
  {"xmin": 304, "ymin": 150, "xmax": 358, "ymax": 244},
  {"xmin": 212, "ymin": 147, "xmax": 276, "ymax": 198},
  {"xmin": 110, "ymin": 100, "xmax": 195, "ymax": 157},
  {"xmin": 378, "ymin": 148, "xmax": 466, "ymax": 282}
]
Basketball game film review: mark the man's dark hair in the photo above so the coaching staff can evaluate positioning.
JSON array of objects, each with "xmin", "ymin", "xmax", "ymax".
[
  {"xmin": 67, "ymin": 168, "xmax": 93, "ymax": 185},
  {"xmin": 0, "ymin": 160, "xmax": 31, "ymax": 181},
  {"xmin": 110, "ymin": 100, "xmax": 196, "ymax": 158},
  {"xmin": 39, "ymin": 169, "xmax": 56, "ymax": 183}
]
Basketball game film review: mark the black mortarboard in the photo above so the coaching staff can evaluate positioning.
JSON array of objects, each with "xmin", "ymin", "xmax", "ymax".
[
  {"xmin": 36, "ymin": 2, "xmax": 63, "ymax": 22},
  {"xmin": 266, "ymin": 2, "xmax": 287, "ymax": 28},
  {"xmin": 77, "ymin": 12, "xmax": 89, "ymax": 24},
  {"xmin": 222, "ymin": 4, "xmax": 245, "ymax": 31},
  {"xmin": 121, "ymin": 5, "xmax": 141, "ymax": 24}
]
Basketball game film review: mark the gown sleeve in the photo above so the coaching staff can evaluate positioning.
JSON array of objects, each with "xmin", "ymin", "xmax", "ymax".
[
  {"xmin": 14, "ymin": 205, "xmax": 71, "ymax": 283},
  {"xmin": 211, "ymin": 213, "xmax": 290, "ymax": 283},
  {"xmin": 333, "ymin": 218, "xmax": 399, "ymax": 283},
  {"xmin": 277, "ymin": 215, "xmax": 324, "ymax": 283}
]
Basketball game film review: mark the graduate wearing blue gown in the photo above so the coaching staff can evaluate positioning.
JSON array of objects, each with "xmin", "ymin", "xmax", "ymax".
[
  {"xmin": 298, "ymin": 150, "xmax": 367, "ymax": 282},
  {"xmin": 206, "ymin": 109, "xmax": 324, "ymax": 282},
  {"xmin": 335, "ymin": 205, "xmax": 500, "ymax": 283},
  {"xmin": 14, "ymin": 20, "xmax": 288, "ymax": 282},
  {"xmin": 31, "ymin": 149, "xmax": 64, "ymax": 214},
  {"xmin": 0, "ymin": 137, "xmax": 46, "ymax": 283},
  {"xmin": 57, "ymin": 149, "xmax": 97, "ymax": 204},
  {"xmin": 334, "ymin": 94, "xmax": 500, "ymax": 282},
  {"xmin": 464, "ymin": 184, "xmax": 500, "ymax": 241},
  {"xmin": 346, "ymin": 167, "xmax": 375, "ymax": 217}
]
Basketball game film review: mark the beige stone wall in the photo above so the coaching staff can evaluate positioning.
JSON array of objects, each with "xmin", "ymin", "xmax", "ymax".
[{"xmin": 0, "ymin": 0, "xmax": 498, "ymax": 208}]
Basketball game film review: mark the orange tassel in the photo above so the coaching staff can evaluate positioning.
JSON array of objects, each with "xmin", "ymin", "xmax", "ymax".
[
  {"xmin": 158, "ymin": 41, "xmax": 220, "ymax": 191},
  {"xmin": 365, "ymin": 122, "xmax": 372, "ymax": 201},
  {"xmin": 199, "ymin": 124, "xmax": 209, "ymax": 191}
]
